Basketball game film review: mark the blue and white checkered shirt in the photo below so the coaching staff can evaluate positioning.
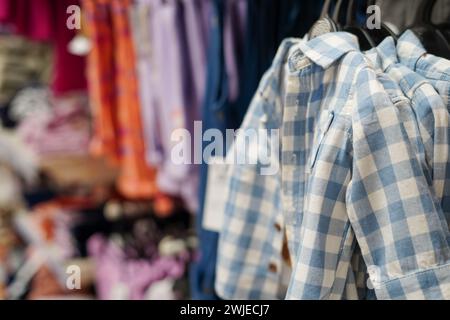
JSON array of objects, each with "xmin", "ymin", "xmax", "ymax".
[
  {"xmin": 215, "ymin": 38, "xmax": 300, "ymax": 300},
  {"xmin": 216, "ymin": 35, "xmax": 367, "ymax": 300},
  {"xmin": 281, "ymin": 33, "xmax": 366, "ymax": 300},
  {"xmin": 373, "ymin": 37, "xmax": 450, "ymax": 211},
  {"xmin": 286, "ymin": 33, "xmax": 450, "ymax": 300},
  {"xmin": 397, "ymin": 30, "xmax": 450, "ymax": 110},
  {"xmin": 217, "ymin": 31, "xmax": 450, "ymax": 300}
]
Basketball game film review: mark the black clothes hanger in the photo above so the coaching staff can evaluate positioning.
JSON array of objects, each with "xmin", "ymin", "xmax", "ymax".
[
  {"xmin": 311, "ymin": 0, "xmax": 378, "ymax": 51},
  {"xmin": 431, "ymin": 1, "xmax": 450, "ymax": 46},
  {"xmin": 436, "ymin": 22, "xmax": 450, "ymax": 44},
  {"xmin": 407, "ymin": 0, "xmax": 450, "ymax": 59},
  {"xmin": 308, "ymin": 0, "xmax": 340, "ymax": 40},
  {"xmin": 342, "ymin": 0, "xmax": 376, "ymax": 50}
]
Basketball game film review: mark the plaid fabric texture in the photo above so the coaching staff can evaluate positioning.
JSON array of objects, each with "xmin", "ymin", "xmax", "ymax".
[
  {"xmin": 397, "ymin": 30, "xmax": 450, "ymax": 109},
  {"xmin": 217, "ymin": 31, "xmax": 450, "ymax": 300},
  {"xmin": 397, "ymin": 30, "xmax": 450, "ymax": 222},
  {"xmin": 215, "ymin": 38, "xmax": 300, "ymax": 300},
  {"xmin": 375, "ymin": 37, "xmax": 450, "ymax": 211},
  {"xmin": 83, "ymin": 0, "xmax": 157, "ymax": 199},
  {"xmin": 286, "ymin": 36, "xmax": 450, "ymax": 299},
  {"xmin": 282, "ymin": 33, "xmax": 366, "ymax": 300}
]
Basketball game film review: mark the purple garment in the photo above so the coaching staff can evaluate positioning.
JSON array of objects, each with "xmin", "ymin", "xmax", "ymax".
[
  {"xmin": 134, "ymin": 0, "xmax": 208, "ymax": 212},
  {"xmin": 130, "ymin": 0, "xmax": 164, "ymax": 166},
  {"xmin": 88, "ymin": 234, "xmax": 187, "ymax": 300},
  {"xmin": 151, "ymin": 0, "xmax": 190, "ymax": 200},
  {"xmin": 178, "ymin": 0, "xmax": 211, "ymax": 213}
]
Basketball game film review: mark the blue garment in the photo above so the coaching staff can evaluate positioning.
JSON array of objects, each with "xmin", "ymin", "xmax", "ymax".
[
  {"xmin": 194, "ymin": 0, "xmax": 324, "ymax": 300},
  {"xmin": 191, "ymin": 0, "xmax": 243, "ymax": 300},
  {"xmin": 192, "ymin": 0, "xmax": 224, "ymax": 300},
  {"xmin": 236, "ymin": 0, "xmax": 323, "ymax": 128}
]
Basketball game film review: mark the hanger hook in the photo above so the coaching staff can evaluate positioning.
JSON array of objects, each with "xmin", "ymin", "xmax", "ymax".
[{"xmin": 320, "ymin": 0, "xmax": 333, "ymax": 18}]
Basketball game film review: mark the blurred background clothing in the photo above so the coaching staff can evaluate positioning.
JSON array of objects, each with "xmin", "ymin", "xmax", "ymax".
[{"xmin": 0, "ymin": 0, "xmax": 445, "ymax": 301}]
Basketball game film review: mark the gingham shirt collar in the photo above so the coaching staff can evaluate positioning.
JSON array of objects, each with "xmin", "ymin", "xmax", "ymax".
[
  {"xmin": 396, "ymin": 30, "xmax": 428, "ymax": 70},
  {"xmin": 375, "ymin": 36, "xmax": 399, "ymax": 71},
  {"xmin": 376, "ymin": 36, "xmax": 429, "ymax": 98},
  {"xmin": 297, "ymin": 32, "xmax": 360, "ymax": 69}
]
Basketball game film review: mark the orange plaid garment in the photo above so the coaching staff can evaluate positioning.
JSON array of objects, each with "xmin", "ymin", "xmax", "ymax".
[
  {"xmin": 83, "ymin": 0, "xmax": 157, "ymax": 199},
  {"xmin": 83, "ymin": 0, "xmax": 119, "ymax": 164},
  {"xmin": 110, "ymin": 0, "xmax": 157, "ymax": 199}
]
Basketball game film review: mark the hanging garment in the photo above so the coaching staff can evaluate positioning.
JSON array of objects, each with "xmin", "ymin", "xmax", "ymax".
[
  {"xmin": 371, "ymin": 37, "xmax": 450, "ymax": 213},
  {"xmin": 396, "ymin": 32, "xmax": 450, "ymax": 219},
  {"xmin": 192, "ymin": 0, "xmax": 226, "ymax": 301},
  {"xmin": 52, "ymin": 0, "xmax": 87, "ymax": 96},
  {"xmin": 235, "ymin": 0, "xmax": 323, "ymax": 128},
  {"xmin": 285, "ymin": 33, "xmax": 450, "ymax": 300},
  {"xmin": 129, "ymin": 0, "xmax": 163, "ymax": 168},
  {"xmin": 216, "ymin": 35, "xmax": 365, "ymax": 301},
  {"xmin": 215, "ymin": 39, "xmax": 299, "ymax": 300},
  {"xmin": 83, "ymin": 0, "xmax": 119, "ymax": 162},
  {"xmin": 140, "ymin": 0, "xmax": 207, "ymax": 212},
  {"xmin": 147, "ymin": 0, "xmax": 190, "ymax": 190},
  {"xmin": 216, "ymin": 31, "xmax": 450, "ymax": 300},
  {"xmin": 83, "ymin": 0, "xmax": 157, "ymax": 199},
  {"xmin": 397, "ymin": 30, "xmax": 450, "ymax": 110},
  {"xmin": 110, "ymin": 0, "xmax": 157, "ymax": 199},
  {"xmin": 344, "ymin": 33, "xmax": 450, "ymax": 301},
  {"xmin": 0, "ymin": 0, "xmax": 53, "ymax": 41},
  {"xmin": 193, "ymin": 0, "xmax": 246, "ymax": 300},
  {"xmin": 182, "ymin": 0, "xmax": 210, "ymax": 112}
]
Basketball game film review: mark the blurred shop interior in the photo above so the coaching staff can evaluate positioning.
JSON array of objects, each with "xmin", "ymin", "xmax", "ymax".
[{"xmin": 0, "ymin": 0, "xmax": 449, "ymax": 300}]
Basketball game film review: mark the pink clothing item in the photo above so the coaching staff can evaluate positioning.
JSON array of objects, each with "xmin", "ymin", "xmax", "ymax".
[
  {"xmin": 0, "ymin": 0, "xmax": 52, "ymax": 40},
  {"xmin": 88, "ymin": 234, "xmax": 188, "ymax": 300},
  {"xmin": 52, "ymin": 0, "xmax": 87, "ymax": 95},
  {"xmin": 18, "ymin": 93, "xmax": 91, "ymax": 156},
  {"xmin": 0, "ymin": 0, "xmax": 12, "ymax": 22},
  {"xmin": 29, "ymin": 0, "xmax": 54, "ymax": 41}
]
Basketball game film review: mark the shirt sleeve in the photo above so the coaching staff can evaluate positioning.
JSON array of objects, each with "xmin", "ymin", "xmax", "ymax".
[
  {"xmin": 215, "ymin": 86, "xmax": 285, "ymax": 300},
  {"xmin": 348, "ymin": 66, "xmax": 450, "ymax": 300}
]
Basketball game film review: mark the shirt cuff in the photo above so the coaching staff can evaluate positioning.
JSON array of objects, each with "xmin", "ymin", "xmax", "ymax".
[{"xmin": 375, "ymin": 264, "xmax": 450, "ymax": 299}]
